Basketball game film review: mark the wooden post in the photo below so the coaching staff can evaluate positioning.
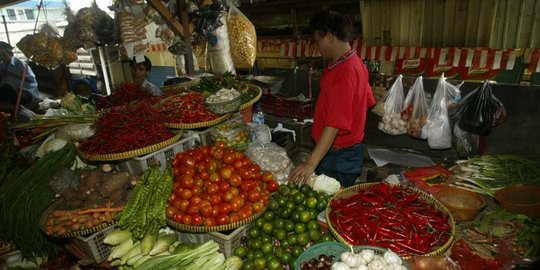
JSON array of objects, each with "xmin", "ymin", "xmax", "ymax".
[{"xmin": 178, "ymin": 0, "xmax": 195, "ymax": 75}]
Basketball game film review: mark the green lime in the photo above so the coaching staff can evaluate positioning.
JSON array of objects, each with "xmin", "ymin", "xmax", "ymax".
[
  {"xmin": 296, "ymin": 205, "xmax": 306, "ymax": 212},
  {"xmin": 306, "ymin": 197, "xmax": 317, "ymax": 209},
  {"xmin": 267, "ymin": 258, "xmax": 282, "ymax": 270},
  {"xmin": 296, "ymin": 233, "xmax": 310, "ymax": 247},
  {"xmin": 287, "ymin": 234, "xmax": 297, "ymax": 245},
  {"xmin": 299, "ymin": 184, "xmax": 311, "ymax": 194},
  {"xmin": 292, "ymin": 212, "xmax": 301, "ymax": 222},
  {"xmin": 251, "ymin": 239, "xmax": 262, "ymax": 250},
  {"xmin": 307, "ymin": 220, "xmax": 320, "ymax": 231},
  {"xmin": 293, "ymin": 192, "xmax": 305, "ymax": 204},
  {"xmin": 253, "ymin": 249, "xmax": 264, "ymax": 259},
  {"xmin": 279, "ymin": 252, "xmax": 293, "ymax": 264},
  {"xmin": 268, "ymin": 199, "xmax": 279, "ymax": 211},
  {"xmin": 294, "ymin": 223, "xmax": 306, "ymax": 234},
  {"xmin": 261, "ymin": 242, "xmax": 274, "ymax": 255},
  {"xmin": 277, "ymin": 196, "xmax": 287, "ymax": 206},
  {"xmin": 242, "ymin": 260, "xmax": 254, "ymax": 270},
  {"xmin": 255, "ymin": 218, "xmax": 265, "ymax": 228},
  {"xmin": 321, "ymin": 234, "xmax": 335, "ymax": 242},
  {"xmin": 274, "ymin": 246, "xmax": 284, "ymax": 257},
  {"xmin": 299, "ymin": 210, "xmax": 311, "ymax": 223},
  {"xmin": 309, "ymin": 209, "xmax": 319, "ymax": 221},
  {"xmin": 274, "ymin": 228, "xmax": 287, "ymax": 240},
  {"xmin": 291, "ymin": 245, "xmax": 304, "ymax": 258},
  {"xmin": 262, "ymin": 222, "xmax": 274, "ymax": 234},
  {"xmin": 273, "ymin": 218, "xmax": 285, "ymax": 229},
  {"xmin": 285, "ymin": 201, "xmax": 296, "ymax": 210},
  {"xmin": 254, "ymin": 257, "xmax": 266, "ymax": 270},
  {"xmin": 260, "ymin": 234, "xmax": 272, "ymax": 244},
  {"xmin": 234, "ymin": 246, "xmax": 247, "ymax": 259},
  {"xmin": 316, "ymin": 200, "xmax": 327, "ymax": 211},
  {"xmin": 284, "ymin": 220, "xmax": 295, "ymax": 232},
  {"xmin": 308, "ymin": 229, "xmax": 321, "ymax": 242},
  {"xmin": 279, "ymin": 208, "xmax": 291, "ymax": 219},
  {"xmin": 264, "ymin": 211, "xmax": 275, "ymax": 221},
  {"xmin": 249, "ymin": 227, "xmax": 261, "ymax": 238},
  {"xmin": 246, "ymin": 251, "xmax": 255, "ymax": 261},
  {"xmin": 278, "ymin": 185, "xmax": 291, "ymax": 196}
]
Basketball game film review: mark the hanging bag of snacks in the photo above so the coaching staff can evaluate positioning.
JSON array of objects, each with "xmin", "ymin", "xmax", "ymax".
[
  {"xmin": 402, "ymin": 76, "xmax": 429, "ymax": 139},
  {"xmin": 378, "ymin": 75, "xmax": 407, "ymax": 135},
  {"xmin": 424, "ymin": 75, "xmax": 452, "ymax": 149},
  {"xmin": 227, "ymin": 4, "xmax": 257, "ymax": 68},
  {"xmin": 208, "ymin": 14, "xmax": 235, "ymax": 73}
]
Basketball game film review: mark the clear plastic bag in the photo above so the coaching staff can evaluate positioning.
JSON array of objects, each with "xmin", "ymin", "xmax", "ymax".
[
  {"xmin": 246, "ymin": 142, "xmax": 293, "ymax": 183},
  {"xmin": 378, "ymin": 75, "xmax": 407, "ymax": 135},
  {"xmin": 425, "ymin": 75, "xmax": 452, "ymax": 149},
  {"xmin": 403, "ymin": 76, "xmax": 429, "ymax": 139},
  {"xmin": 227, "ymin": 5, "xmax": 257, "ymax": 68},
  {"xmin": 210, "ymin": 120, "xmax": 251, "ymax": 151},
  {"xmin": 208, "ymin": 14, "xmax": 235, "ymax": 73}
]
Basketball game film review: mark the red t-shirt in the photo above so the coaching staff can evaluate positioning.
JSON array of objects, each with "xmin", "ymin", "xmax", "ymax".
[{"xmin": 312, "ymin": 54, "xmax": 375, "ymax": 148}]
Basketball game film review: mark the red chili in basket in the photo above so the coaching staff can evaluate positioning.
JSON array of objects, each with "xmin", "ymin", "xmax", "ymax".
[
  {"xmin": 159, "ymin": 92, "xmax": 218, "ymax": 123},
  {"xmin": 328, "ymin": 182, "xmax": 453, "ymax": 257},
  {"xmin": 96, "ymin": 82, "xmax": 153, "ymax": 109},
  {"xmin": 79, "ymin": 103, "xmax": 174, "ymax": 154}
]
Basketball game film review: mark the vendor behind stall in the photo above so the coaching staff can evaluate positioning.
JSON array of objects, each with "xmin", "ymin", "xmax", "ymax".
[{"xmin": 130, "ymin": 56, "xmax": 163, "ymax": 96}]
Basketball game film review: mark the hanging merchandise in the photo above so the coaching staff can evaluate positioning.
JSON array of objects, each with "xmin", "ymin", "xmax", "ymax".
[
  {"xmin": 119, "ymin": 9, "xmax": 148, "ymax": 58},
  {"xmin": 17, "ymin": 28, "xmax": 77, "ymax": 68},
  {"xmin": 453, "ymin": 124, "xmax": 479, "ymax": 158},
  {"xmin": 378, "ymin": 75, "xmax": 407, "ymax": 135},
  {"xmin": 227, "ymin": 4, "xmax": 257, "ymax": 68},
  {"xmin": 402, "ymin": 76, "xmax": 429, "ymax": 139},
  {"xmin": 191, "ymin": 2, "xmax": 226, "ymax": 41},
  {"xmin": 424, "ymin": 75, "xmax": 452, "ymax": 149},
  {"xmin": 207, "ymin": 14, "xmax": 235, "ymax": 73},
  {"xmin": 454, "ymin": 81, "xmax": 507, "ymax": 136}
]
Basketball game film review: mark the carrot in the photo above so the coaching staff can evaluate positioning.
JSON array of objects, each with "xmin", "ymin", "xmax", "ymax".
[{"xmin": 78, "ymin": 207, "xmax": 124, "ymax": 215}]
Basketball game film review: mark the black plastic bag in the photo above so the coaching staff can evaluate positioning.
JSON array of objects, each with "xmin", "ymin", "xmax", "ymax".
[{"xmin": 456, "ymin": 81, "xmax": 504, "ymax": 136}]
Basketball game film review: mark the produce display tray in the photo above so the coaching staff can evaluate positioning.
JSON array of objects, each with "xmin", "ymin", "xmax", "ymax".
[
  {"xmin": 39, "ymin": 198, "xmax": 117, "ymax": 239},
  {"xmin": 74, "ymin": 224, "xmax": 118, "ymax": 263},
  {"xmin": 78, "ymin": 132, "xmax": 183, "ymax": 161},
  {"xmin": 326, "ymin": 183, "xmax": 455, "ymax": 259}
]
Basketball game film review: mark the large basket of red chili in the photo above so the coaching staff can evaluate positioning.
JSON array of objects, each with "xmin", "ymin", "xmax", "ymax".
[
  {"xmin": 326, "ymin": 182, "xmax": 455, "ymax": 259},
  {"xmin": 158, "ymin": 92, "xmax": 230, "ymax": 129}
]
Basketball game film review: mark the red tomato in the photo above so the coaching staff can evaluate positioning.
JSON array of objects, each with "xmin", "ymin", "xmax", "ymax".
[
  {"xmin": 247, "ymin": 190, "xmax": 261, "ymax": 203},
  {"xmin": 168, "ymin": 192, "xmax": 177, "ymax": 203},
  {"xmin": 175, "ymin": 153, "xmax": 184, "ymax": 161},
  {"xmin": 241, "ymin": 180, "xmax": 255, "ymax": 192},
  {"xmin": 200, "ymin": 205, "xmax": 213, "ymax": 218},
  {"xmin": 178, "ymin": 200, "xmax": 190, "ymax": 212},
  {"xmin": 219, "ymin": 203, "xmax": 232, "ymax": 215},
  {"xmin": 173, "ymin": 212, "xmax": 184, "ymax": 223},
  {"xmin": 174, "ymin": 186, "xmax": 184, "ymax": 197},
  {"xmin": 212, "ymin": 149, "xmax": 224, "ymax": 160},
  {"xmin": 166, "ymin": 204, "xmax": 179, "ymax": 219},
  {"xmin": 229, "ymin": 212, "xmax": 240, "ymax": 223},
  {"xmin": 192, "ymin": 186, "xmax": 203, "ymax": 196},
  {"xmin": 261, "ymin": 172, "xmax": 274, "ymax": 182},
  {"xmin": 206, "ymin": 159, "xmax": 220, "ymax": 173},
  {"xmin": 216, "ymin": 214, "xmax": 230, "ymax": 225},
  {"xmin": 180, "ymin": 188, "xmax": 192, "ymax": 200},
  {"xmin": 172, "ymin": 158, "xmax": 181, "ymax": 168},
  {"xmin": 235, "ymin": 152, "xmax": 245, "ymax": 160},
  {"xmin": 230, "ymin": 196, "xmax": 245, "ymax": 212},
  {"xmin": 219, "ymin": 182, "xmax": 231, "ymax": 192},
  {"xmin": 190, "ymin": 196, "xmax": 202, "ymax": 205},
  {"xmin": 222, "ymin": 190, "xmax": 234, "ymax": 202},
  {"xmin": 209, "ymin": 172, "xmax": 221, "ymax": 182},
  {"xmin": 267, "ymin": 180, "xmax": 279, "ymax": 192},
  {"xmin": 200, "ymin": 193, "xmax": 211, "ymax": 202},
  {"xmin": 212, "ymin": 206, "xmax": 220, "ymax": 217},
  {"xmin": 210, "ymin": 194, "xmax": 222, "ymax": 206},
  {"xmin": 233, "ymin": 160, "xmax": 243, "ymax": 169},
  {"xmin": 219, "ymin": 166, "xmax": 233, "ymax": 180},
  {"xmin": 196, "ymin": 162, "xmax": 206, "ymax": 172},
  {"xmin": 182, "ymin": 156, "xmax": 196, "ymax": 167},
  {"xmin": 173, "ymin": 167, "xmax": 181, "ymax": 177},
  {"xmin": 252, "ymin": 201, "xmax": 264, "ymax": 213},
  {"xmin": 229, "ymin": 173, "xmax": 242, "ymax": 187},
  {"xmin": 192, "ymin": 215, "xmax": 204, "ymax": 226},
  {"xmin": 237, "ymin": 169, "xmax": 251, "ymax": 180},
  {"xmin": 193, "ymin": 153, "xmax": 204, "ymax": 162},
  {"xmin": 184, "ymin": 167, "xmax": 196, "ymax": 176},
  {"xmin": 198, "ymin": 171, "xmax": 209, "ymax": 181},
  {"xmin": 222, "ymin": 152, "xmax": 236, "ymax": 164},
  {"xmin": 185, "ymin": 203, "xmax": 199, "ymax": 215},
  {"xmin": 198, "ymin": 200, "xmax": 211, "ymax": 208},
  {"xmin": 182, "ymin": 215, "xmax": 193, "ymax": 225},
  {"xmin": 180, "ymin": 175, "xmax": 194, "ymax": 189},
  {"xmin": 238, "ymin": 209, "xmax": 249, "ymax": 220},
  {"xmin": 239, "ymin": 205, "xmax": 253, "ymax": 218},
  {"xmin": 215, "ymin": 141, "xmax": 227, "ymax": 149},
  {"xmin": 248, "ymin": 164, "xmax": 261, "ymax": 175},
  {"xmin": 204, "ymin": 217, "xmax": 215, "ymax": 227},
  {"xmin": 230, "ymin": 187, "xmax": 240, "ymax": 196},
  {"xmin": 207, "ymin": 183, "xmax": 220, "ymax": 195}
]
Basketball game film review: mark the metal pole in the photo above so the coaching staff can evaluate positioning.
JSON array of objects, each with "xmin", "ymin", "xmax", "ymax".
[
  {"xmin": 98, "ymin": 46, "xmax": 112, "ymax": 95},
  {"xmin": 2, "ymin": 15, "xmax": 10, "ymax": 45}
]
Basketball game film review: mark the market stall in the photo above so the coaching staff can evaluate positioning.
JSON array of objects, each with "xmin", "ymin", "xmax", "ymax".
[{"xmin": 0, "ymin": 0, "xmax": 539, "ymax": 270}]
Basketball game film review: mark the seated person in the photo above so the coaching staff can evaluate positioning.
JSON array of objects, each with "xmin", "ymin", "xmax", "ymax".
[
  {"xmin": 130, "ymin": 56, "xmax": 163, "ymax": 96},
  {"xmin": 0, "ymin": 41, "xmax": 40, "ymax": 105}
]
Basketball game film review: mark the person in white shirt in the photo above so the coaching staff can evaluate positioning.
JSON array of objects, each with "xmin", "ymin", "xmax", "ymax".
[{"xmin": 130, "ymin": 56, "xmax": 163, "ymax": 96}]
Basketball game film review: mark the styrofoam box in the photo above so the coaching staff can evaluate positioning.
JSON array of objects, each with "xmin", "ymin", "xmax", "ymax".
[{"xmin": 116, "ymin": 132, "xmax": 198, "ymax": 174}]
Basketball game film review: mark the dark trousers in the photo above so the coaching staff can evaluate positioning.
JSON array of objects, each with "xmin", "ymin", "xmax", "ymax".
[{"xmin": 315, "ymin": 143, "xmax": 364, "ymax": 188}]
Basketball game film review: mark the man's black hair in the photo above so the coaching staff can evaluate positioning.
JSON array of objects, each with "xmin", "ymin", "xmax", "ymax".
[
  {"xmin": 0, "ymin": 41, "xmax": 13, "ymax": 51},
  {"xmin": 309, "ymin": 10, "xmax": 353, "ymax": 42},
  {"xmin": 130, "ymin": 56, "xmax": 152, "ymax": 71}
]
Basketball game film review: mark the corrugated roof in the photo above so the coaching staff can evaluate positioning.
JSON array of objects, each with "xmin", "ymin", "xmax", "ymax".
[{"xmin": 0, "ymin": 0, "xmax": 64, "ymax": 9}]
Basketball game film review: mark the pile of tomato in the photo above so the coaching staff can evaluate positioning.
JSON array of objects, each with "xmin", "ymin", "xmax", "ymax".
[{"xmin": 166, "ymin": 141, "xmax": 279, "ymax": 227}]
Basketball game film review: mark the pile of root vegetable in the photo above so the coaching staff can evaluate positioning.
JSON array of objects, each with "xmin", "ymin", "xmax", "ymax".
[{"xmin": 45, "ymin": 165, "xmax": 137, "ymax": 236}]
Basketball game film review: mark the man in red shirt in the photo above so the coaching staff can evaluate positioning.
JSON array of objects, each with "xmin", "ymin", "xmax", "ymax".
[{"xmin": 289, "ymin": 10, "xmax": 375, "ymax": 187}]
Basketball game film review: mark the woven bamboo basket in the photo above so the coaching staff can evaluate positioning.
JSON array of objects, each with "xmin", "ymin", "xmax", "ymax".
[
  {"xmin": 161, "ymin": 78, "xmax": 200, "ymax": 93},
  {"xmin": 78, "ymin": 131, "xmax": 183, "ymax": 161},
  {"xmin": 39, "ymin": 198, "xmax": 118, "ymax": 238},
  {"xmin": 326, "ymin": 183, "xmax": 455, "ymax": 259},
  {"xmin": 166, "ymin": 204, "xmax": 267, "ymax": 233},
  {"xmin": 165, "ymin": 113, "xmax": 231, "ymax": 129},
  {"xmin": 239, "ymin": 84, "xmax": 262, "ymax": 110},
  {"xmin": 205, "ymin": 94, "xmax": 242, "ymax": 115}
]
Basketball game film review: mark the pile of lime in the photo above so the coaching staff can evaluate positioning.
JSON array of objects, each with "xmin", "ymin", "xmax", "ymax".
[{"xmin": 234, "ymin": 183, "xmax": 335, "ymax": 270}]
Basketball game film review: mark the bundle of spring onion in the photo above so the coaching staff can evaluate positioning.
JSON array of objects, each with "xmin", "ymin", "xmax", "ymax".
[
  {"xmin": 450, "ymin": 155, "xmax": 540, "ymax": 196},
  {"xmin": 12, "ymin": 114, "xmax": 97, "ymax": 142}
]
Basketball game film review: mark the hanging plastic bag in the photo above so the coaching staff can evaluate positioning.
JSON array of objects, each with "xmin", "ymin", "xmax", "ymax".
[
  {"xmin": 402, "ymin": 76, "xmax": 429, "ymax": 139},
  {"xmin": 453, "ymin": 124, "xmax": 479, "ymax": 158},
  {"xmin": 227, "ymin": 4, "xmax": 257, "ymax": 68},
  {"xmin": 424, "ymin": 75, "xmax": 452, "ymax": 149},
  {"xmin": 445, "ymin": 80, "xmax": 462, "ymax": 109},
  {"xmin": 378, "ymin": 75, "xmax": 407, "ymax": 135},
  {"xmin": 208, "ymin": 14, "xmax": 235, "ymax": 73},
  {"xmin": 456, "ymin": 81, "xmax": 502, "ymax": 136}
]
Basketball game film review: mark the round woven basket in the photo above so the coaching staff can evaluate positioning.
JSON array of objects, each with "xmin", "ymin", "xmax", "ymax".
[
  {"xmin": 165, "ymin": 113, "xmax": 231, "ymax": 129},
  {"xmin": 326, "ymin": 183, "xmax": 455, "ymax": 259},
  {"xmin": 39, "ymin": 198, "xmax": 117, "ymax": 238},
  {"xmin": 239, "ymin": 84, "xmax": 262, "ymax": 110},
  {"xmin": 205, "ymin": 94, "xmax": 242, "ymax": 115},
  {"xmin": 161, "ymin": 78, "xmax": 200, "ymax": 93},
  {"xmin": 166, "ymin": 204, "xmax": 267, "ymax": 233},
  {"xmin": 78, "ymin": 131, "xmax": 183, "ymax": 161}
]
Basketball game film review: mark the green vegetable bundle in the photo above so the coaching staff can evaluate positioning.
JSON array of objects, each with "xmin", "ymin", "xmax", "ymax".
[{"xmin": 0, "ymin": 143, "xmax": 77, "ymax": 258}]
